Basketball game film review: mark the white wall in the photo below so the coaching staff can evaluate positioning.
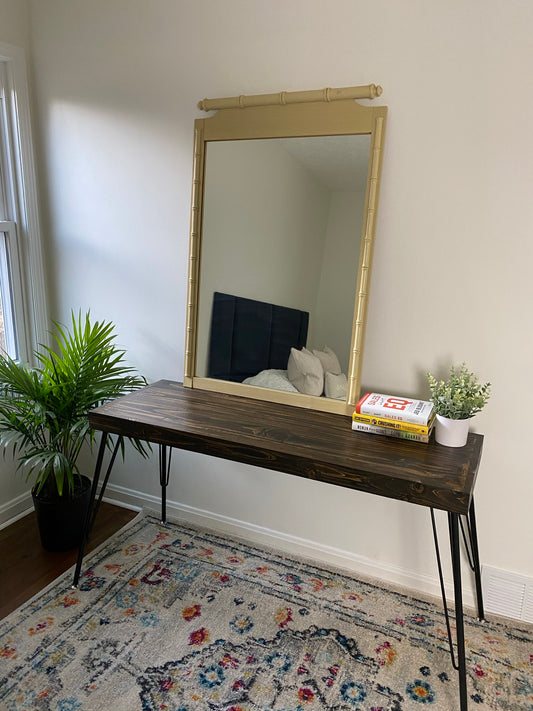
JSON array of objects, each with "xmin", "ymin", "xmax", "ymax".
[
  {"xmin": 0, "ymin": 0, "xmax": 29, "ymax": 46},
  {"xmin": 4, "ymin": 0, "xmax": 530, "ymax": 598}
]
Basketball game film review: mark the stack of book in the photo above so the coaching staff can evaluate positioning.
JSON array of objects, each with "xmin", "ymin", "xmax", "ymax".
[{"xmin": 352, "ymin": 392, "xmax": 435, "ymax": 443}]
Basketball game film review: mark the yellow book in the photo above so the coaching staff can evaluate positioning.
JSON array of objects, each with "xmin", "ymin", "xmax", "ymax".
[
  {"xmin": 352, "ymin": 411, "xmax": 436, "ymax": 435},
  {"xmin": 352, "ymin": 421, "xmax": 433, "ymax": 443}
]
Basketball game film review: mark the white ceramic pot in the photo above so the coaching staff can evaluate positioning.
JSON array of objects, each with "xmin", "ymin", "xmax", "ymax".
[{"xmin": 434, "ymin": 415, "xmax": 471, "ymax": 447}]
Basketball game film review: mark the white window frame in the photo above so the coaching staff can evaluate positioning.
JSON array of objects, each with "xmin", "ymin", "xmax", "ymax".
[
  {"xmin": 0, "ymin": 222, "xmax": 24, "ymax": 356},
  {"xmin": 0, "ymin": 41, "xmax": 47, "ymax": 362}
]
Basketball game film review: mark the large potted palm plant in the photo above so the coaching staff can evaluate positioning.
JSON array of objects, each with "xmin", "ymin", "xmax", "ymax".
[{"xmin": 0, "ymin": 311, "xmax": 147, "ymax": 551}]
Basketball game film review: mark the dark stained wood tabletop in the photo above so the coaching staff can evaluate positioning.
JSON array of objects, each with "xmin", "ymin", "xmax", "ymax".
[{"xmin": 89, "ymin": 380, "xmax": 484, "ymax": 515}]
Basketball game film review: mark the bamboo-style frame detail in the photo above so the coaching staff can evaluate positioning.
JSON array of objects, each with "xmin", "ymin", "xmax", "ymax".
[
  {"xmin": 183, "ymin": 126, "xmax": 204, "ymax": 387},
  {"xmin": 347, "ymin": 115, "xmax": 385, "ymax": 404},
  {"xmin": 198, "ymin": 84, "xmax": 382, "ymax": 112},
  {"xmin": 185, "ymin": 86, "xmax": 387, "ymax": 416}
]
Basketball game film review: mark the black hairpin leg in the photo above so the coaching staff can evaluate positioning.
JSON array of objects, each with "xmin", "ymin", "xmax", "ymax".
[
  {"xmin": 159, "ymin": 444, "xmax": 172, "ymax": 523},
  {"xmin": 431, "ymin": 508, "xmax": 459, "ymax": 670},
  {"xmin": 431, "ymin": 508, "xmax": 478, "ymax": 711},
  {"xmin": 72, "ymin": 434, "xmax": 122, "ymax": 587},
  {"xmin": 89, "ymin": 436, "xmax": 123, "ymax": 534},
  {"xmin": 465, "ymin": 498, "xmax": 484, "ymax": 621},
  {"xmin": 449, "ymin": 512, "xmax": 468, "ymax": 711}
]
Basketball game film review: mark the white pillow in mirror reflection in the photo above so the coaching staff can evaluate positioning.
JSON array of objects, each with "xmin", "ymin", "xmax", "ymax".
[
  {"xmin": 312, "ymin": 345, "xmax": 341, "ymax": 376},
  {"xmin": 287, "ymin": 347, "xmax": 324, "ymax": 396},
  {"xmin": 243, "ymin": 369, "xmax": 299, "ymax": 393},
  {"xmin": 325, "ymin": 372, "xmax": 347, "ymax": 400}
]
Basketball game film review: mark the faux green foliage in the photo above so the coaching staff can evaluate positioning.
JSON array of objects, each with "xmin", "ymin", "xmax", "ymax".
[
  {"xmin": 426, "ymin": 363, "xmax": 491, "ymax": 420},
  {"xmin": 0, "ymin": 311, "xmax": 148, "ymax": 498}
]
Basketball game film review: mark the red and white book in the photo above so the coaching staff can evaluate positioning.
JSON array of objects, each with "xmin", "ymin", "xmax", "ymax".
[{"xmin": 355, "ymin": 392, "xmax": 434, "ymax": 425}]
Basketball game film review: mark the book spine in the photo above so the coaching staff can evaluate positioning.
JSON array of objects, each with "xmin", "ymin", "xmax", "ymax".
[
  {"xmin": 352, "ymin": 421, "xmax": 431, "ymax": 443},
  {"xmin": 352, "ymin": 413, "xmax": 434, "ymax": 435}
]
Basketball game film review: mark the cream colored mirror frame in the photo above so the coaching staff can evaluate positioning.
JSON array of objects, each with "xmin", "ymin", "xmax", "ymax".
[{"xmin": 184, "ymin": 85, "xmax": 387, "ymax": 416}]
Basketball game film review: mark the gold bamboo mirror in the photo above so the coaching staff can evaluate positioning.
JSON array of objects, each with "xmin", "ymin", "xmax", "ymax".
[{"xmin": 184, "ymin": 85, "xmax": 387, "ymax": 415}]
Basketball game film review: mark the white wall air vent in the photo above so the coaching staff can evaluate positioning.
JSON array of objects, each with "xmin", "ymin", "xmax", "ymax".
[
  {"xmin": 481, "ymin": 566, "xmax": 533, "ymax": 623},
  {"xmin": 523, "ymin": 585, "xmax": 533, "ymax": 624}
]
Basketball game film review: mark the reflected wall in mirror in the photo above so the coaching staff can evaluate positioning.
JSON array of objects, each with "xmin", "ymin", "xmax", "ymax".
[{"xmin": 184, "ymin": 85, "xmax": 387, "ymax": 415}]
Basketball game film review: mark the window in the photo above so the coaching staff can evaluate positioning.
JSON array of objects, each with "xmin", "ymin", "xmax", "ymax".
[
  {"xmin": 0, "ymin": 43, "xmax": 47, "ymax": 362},
  {"xmin": 0, "ymin": 224, "xmax": 21, "ymax": 356}
]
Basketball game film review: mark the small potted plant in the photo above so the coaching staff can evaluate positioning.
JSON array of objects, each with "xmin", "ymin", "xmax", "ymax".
[
  {"xmin": 0, "ymin": 311, "xmax": 148, "ymax": 550},
  {"xmin": 426, "ymin": 362, "xmax": 491, "ymax": 447}
]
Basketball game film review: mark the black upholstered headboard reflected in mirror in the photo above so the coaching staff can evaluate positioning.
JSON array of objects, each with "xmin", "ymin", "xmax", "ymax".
[{"xmin": 207, "ymin": 292, "xmax": 309, "ymax": 383}]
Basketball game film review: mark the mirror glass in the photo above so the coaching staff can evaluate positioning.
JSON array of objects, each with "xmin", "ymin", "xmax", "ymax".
[
  {"xmin": 196, "ymin": 135, "xmax": 371, "ymax": 380},
  {"xmin": 184, "ymin": 88, "xmax": 387, "ymax": 415}
]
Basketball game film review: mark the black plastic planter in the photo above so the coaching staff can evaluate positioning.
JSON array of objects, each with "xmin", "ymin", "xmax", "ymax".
[{"xmin": 32, "ymin": 475, "xmax": 92, "ymax": 552}]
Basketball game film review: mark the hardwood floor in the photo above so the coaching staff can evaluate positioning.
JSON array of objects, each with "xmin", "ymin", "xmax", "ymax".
[{"xmin": 0, "ymin": 502, "xmax": 138, "ymax": 620}]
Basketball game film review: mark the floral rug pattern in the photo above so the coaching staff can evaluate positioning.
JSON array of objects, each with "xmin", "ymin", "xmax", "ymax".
[{"xmin": 0, "ymin": 512, "xmax": 531, "ymax": 710}]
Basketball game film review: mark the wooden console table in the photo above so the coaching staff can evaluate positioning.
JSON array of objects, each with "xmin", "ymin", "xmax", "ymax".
[{"xmin": 76, "ymin": 379, "xmax": 485, "ymax": 711}]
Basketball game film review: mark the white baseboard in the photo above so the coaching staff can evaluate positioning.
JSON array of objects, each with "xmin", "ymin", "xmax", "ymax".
[
  {"xmin": 0, "ymin": 491, "xmax": 33, "ymax": 530},
  {"xmin": 105, "ymin": 483, "xmax": 476, "ymax": 608}
]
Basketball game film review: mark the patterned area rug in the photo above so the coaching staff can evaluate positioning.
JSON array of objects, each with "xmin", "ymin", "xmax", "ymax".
[{"xmin": 1, "ymin": 512, "xmax": 531, "ymax": 710}]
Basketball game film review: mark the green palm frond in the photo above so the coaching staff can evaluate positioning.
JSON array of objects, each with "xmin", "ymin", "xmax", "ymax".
[{"xmin": 0, "ymin": 310, "xmax": 149, "ymax": 497}]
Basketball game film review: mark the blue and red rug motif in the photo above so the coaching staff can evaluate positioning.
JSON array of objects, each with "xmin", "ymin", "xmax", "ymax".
[{"xmin": 1, "ymin": 512, "xmax": 531, "ymax": 710}]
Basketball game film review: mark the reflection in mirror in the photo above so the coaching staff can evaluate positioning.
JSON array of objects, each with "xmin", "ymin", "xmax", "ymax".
[
  {"xmin": 196, "ymin": 135, "xmax": 371, "ymax": 383},
  {"xmin": 184, "ymin": 86, "xmax": 387, "ymax": 415}
]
